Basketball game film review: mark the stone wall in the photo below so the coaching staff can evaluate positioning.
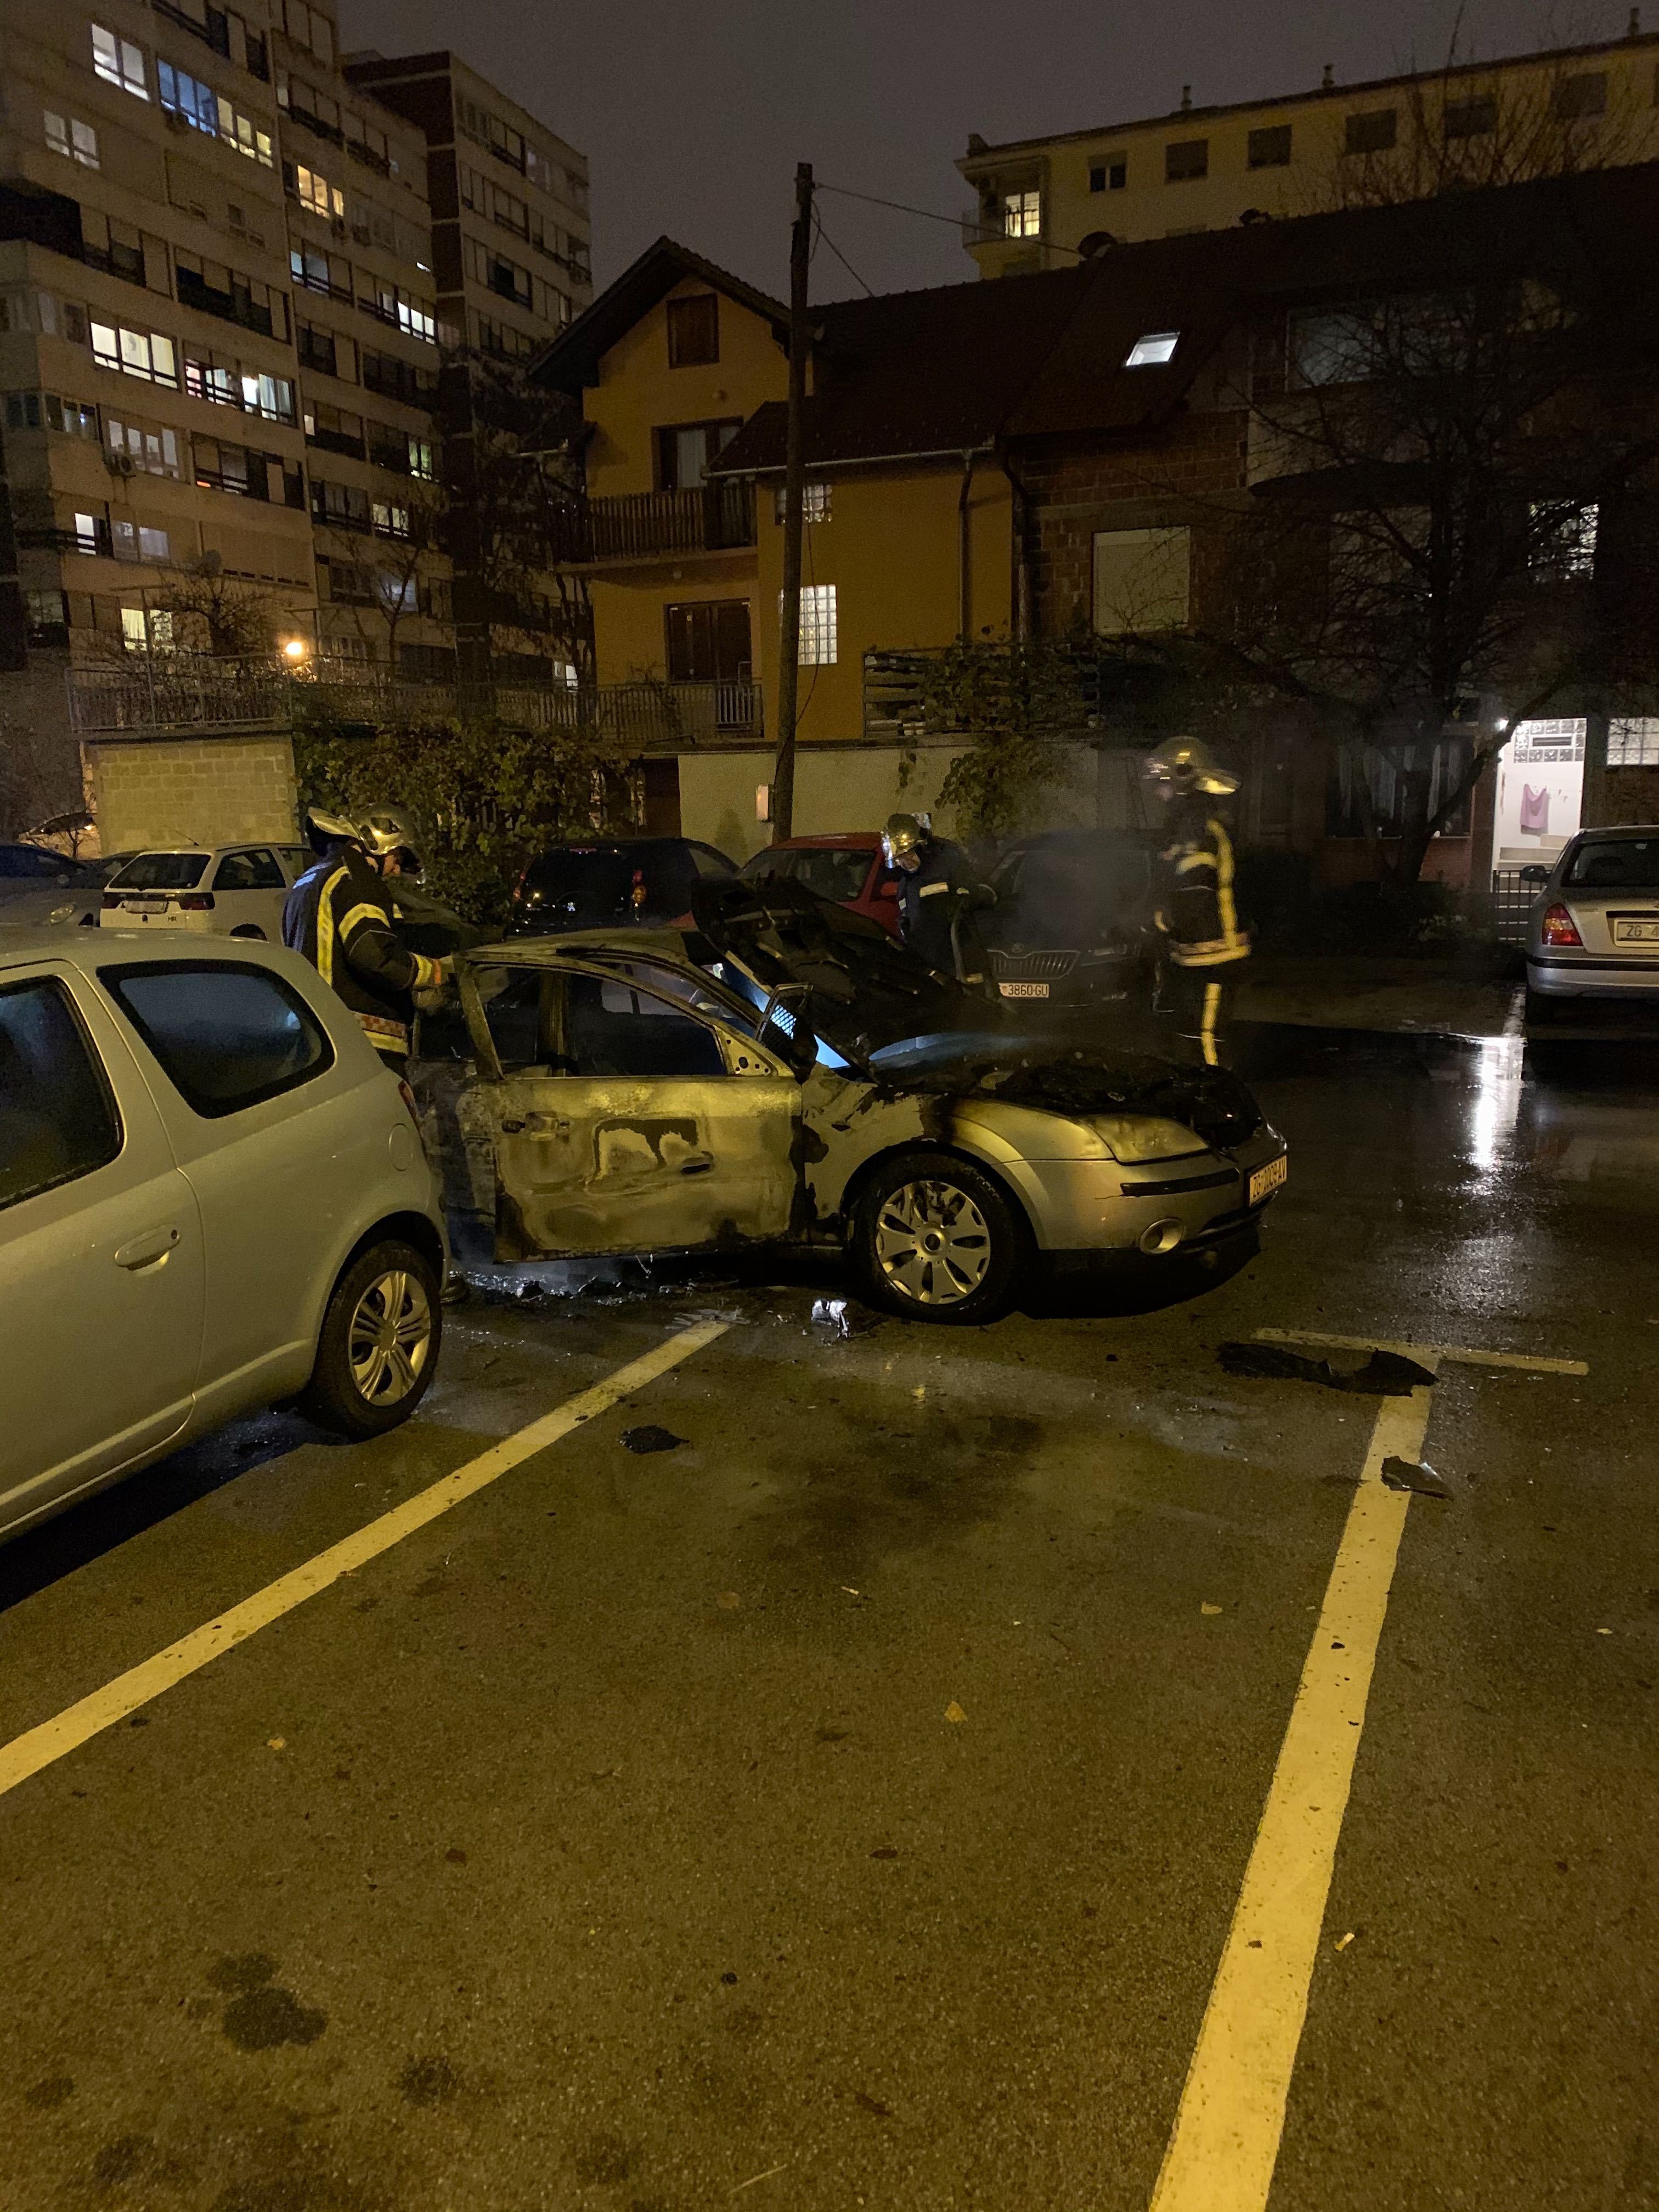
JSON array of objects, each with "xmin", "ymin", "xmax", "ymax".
[{"xmin": 83, "ymin": 732, "xmax": 300, "ymax": 854}]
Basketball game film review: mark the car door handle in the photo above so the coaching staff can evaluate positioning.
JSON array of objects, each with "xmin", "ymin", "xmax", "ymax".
[
  {"xmin": 680, "ymin": 1156, "xmax": 715, "ymax": 1176},
  {"xmin": 502, "ymin": 1113, "xmax": 569, "ymax": 1137},
  {"xmin": 114, "ymin": 1224, "xmax": 182, "ymax": 1271}
]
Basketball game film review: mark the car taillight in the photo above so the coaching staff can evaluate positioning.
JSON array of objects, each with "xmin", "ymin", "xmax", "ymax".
[
  {"xmin": 176, "ymin": 892, "xmax": 215, "ymax": 912},
  {"xmin": 1541, "ymin": 903, "xmax": 1583, "ymax": 948},
  {"xmin": 101, "ymin": 893, "xmax": 121, "ymax": 909}
]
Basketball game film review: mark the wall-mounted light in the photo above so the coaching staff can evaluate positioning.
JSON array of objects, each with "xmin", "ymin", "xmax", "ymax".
[{"xmin": 280, "ymin": 636, "xmax": 310, "ymax": 664}]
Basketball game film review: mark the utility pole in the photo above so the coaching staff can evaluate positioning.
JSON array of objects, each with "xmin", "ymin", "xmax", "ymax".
[{"xmin": 771, "ymin": 161, "xmax": 813, "ymax": 843}]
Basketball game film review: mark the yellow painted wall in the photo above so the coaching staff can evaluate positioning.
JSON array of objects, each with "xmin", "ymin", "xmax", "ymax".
[
  {"xmin": 589, "ymin": 561, "xmax": 759, "ymax": 688},
  {"xmin": 585, "ymin": 278, "xmax": 787, "ymax": 497},
  {"xmin": 963, "ymin": 38, "xmax": 1659, "ymax": 267}
]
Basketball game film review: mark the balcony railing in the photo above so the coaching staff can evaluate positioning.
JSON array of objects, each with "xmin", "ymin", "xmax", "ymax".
[
  {"xmin": 543, "ymin": 679, "xmax": 764, "ymax": 748},
  {"xmin": 548, "ymin": 482, "xmax": 756, "ymax": 565}
]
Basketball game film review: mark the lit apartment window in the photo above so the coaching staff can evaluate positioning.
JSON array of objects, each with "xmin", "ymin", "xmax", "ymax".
[
  {"xmin": 111, "ymin": 518, "xmax": 171, "ymax": 562},
  {"xmin": 295, "ymin": 166, "xmax": 345, "ymax": 220},
  {"xmin": 1003, "ymin": 190, "xmax": 1042, "ymax": 239},
  {"xmin": 45, "ymin": 113, "xmax": 100, "ymax": 168},
  {"xmin": 371, "ymin": 500, "xmax": 412, "ymax": 539},
  {"xmin": 407, "ymin": 437, "xmax": 435, "ymax": 480},
  {"xmin": 1089, "ymin": 158, "xmax": 1127, "ymax": 192},
  {"xmin": 1125, "ymin": 331, "xmax": 1180, "ymax": 367},
  {"xmin": 775, "ymin": 483, "xmax": 831, "ymax": 524},
  {"xmin": 1165, "ymin": 139, "xmax": 1207, "ymax": 182},
  {"xmin": 91, "ymin": 24, "xmax": 148, "ymax": 98},
  {"xmin": 1248, "ymin": 124, "xmax": 1291, "ymax": 168},
  {"xmin": 1609, "ymin": 719, "xmax": 1659, "ymax": 766},
  {"xmin": 797, "ymin": 583, "xmax": 837, "ymax": 665},
  {"xmin": 90, "ymin": 321, "xmax": 179, "ymax": 387},
  {"xmin": 71, "ymin": 510, "xmax": 104, "ymax": 554},
  {"xmin": 108, "ymin": 417, "xmax": 181, "ymax": 477},
  {"xmin": 1345, "ymin": 108, "xmax": 1398, "ymax": 155},
  {"xmin": 121, "ymin": 606, "xmax": 178, "ymax": 651}
]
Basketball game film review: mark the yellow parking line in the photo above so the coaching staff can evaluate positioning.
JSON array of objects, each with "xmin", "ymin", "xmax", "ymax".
[
  {"xmin": 0, "ymin": 1319, "xmax": 729, "ymax": 1805},
  {"xmin": 1255, "ymin": 1326, "xmax": 1587, "ymax": 1377},
  {"xmin": 1149, "ymin": 1382, "xmax": 1435, "ymax": 2212}
]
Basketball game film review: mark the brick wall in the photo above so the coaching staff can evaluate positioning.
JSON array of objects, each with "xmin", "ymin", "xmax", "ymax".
[
  {"xmin": 1021, "ymin": 414, "xmax": 1250, "ymax": 632},
  {"xmin": 84, "ymin": 733, "xmax": 300, "ymax": 854}
]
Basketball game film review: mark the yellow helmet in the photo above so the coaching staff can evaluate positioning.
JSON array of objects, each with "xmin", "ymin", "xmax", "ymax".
[
  {"xmin": 881, "ymin": 812, "xmax": 928, "ymax": 864},
  {"xmin": 1142, "ymin": 736, "xmax": 1238, "ymax": 797}
]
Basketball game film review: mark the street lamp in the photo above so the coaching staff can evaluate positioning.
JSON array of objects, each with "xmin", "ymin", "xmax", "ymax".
[{"xmin": 280, "ymin": 635, "xmax": 311, "ymax": 666}]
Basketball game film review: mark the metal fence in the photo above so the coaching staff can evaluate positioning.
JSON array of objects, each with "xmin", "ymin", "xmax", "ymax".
[{"xmin": 1482, "ymin": 866, "xmax": 1547, "ymax": 947}]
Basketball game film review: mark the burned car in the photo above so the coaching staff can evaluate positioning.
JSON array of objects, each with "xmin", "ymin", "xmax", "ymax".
[{"xmin": 410, "ymin": 881, "xmax": 1286, "ymax": 1323}]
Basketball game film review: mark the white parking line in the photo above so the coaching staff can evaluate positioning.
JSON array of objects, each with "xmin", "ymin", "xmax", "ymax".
[
  {"xmin": 1255, "ymin": 1326, "xmax": 1588, "ymax": 1377},
  {"xmin": 0, "ymin": 1318, "xmax": 729, "ymax": 1805},
  {"xmin": 1149, "ymin": 1381, "xmax": 1434, "ymax": 2212}
]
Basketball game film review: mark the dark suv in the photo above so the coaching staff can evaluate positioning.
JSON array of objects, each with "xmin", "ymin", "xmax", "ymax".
[{"xmin": 509, "ymin": 837, "xmax": 736, "ymax": 936}]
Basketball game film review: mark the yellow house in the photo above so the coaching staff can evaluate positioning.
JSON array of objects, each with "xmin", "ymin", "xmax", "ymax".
[
  {"xmin": 958, "ymin": 25, "xmax": 1659, "ymax": 274},
  {"xmin": 535, "ymin": 242, "xmax": 1092, "ymax": 856}
]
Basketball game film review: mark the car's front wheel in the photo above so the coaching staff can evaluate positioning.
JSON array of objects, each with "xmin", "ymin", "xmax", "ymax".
[
  {"xmin": 849, "ymin": 1149, "xmax": 1027, "ymax": 1324},
  {"xmin": 302, "ymin": 1238, "xmax": 442, "ymax": 1437}
]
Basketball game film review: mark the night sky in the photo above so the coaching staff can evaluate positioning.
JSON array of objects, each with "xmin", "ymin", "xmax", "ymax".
[{"xmin": 341, "ymin": 0, "xmax": 1637, "ymax": 301}]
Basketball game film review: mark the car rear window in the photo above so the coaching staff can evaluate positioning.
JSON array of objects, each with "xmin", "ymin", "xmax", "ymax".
[
  {"xmin": 522, "ymin": 850, "xmax": 634, "ymax": 913},
  {"xmin": 1564, "ymin": 839, "xmax": 1659, "ymax": 890},
  {"xmin": 212, "ymin": 848, "xmax": 285, "ymax": 891},
  {"xmin": 101, "ymin": 961, "xmax": 332, "ymax": 1118},
  {"xmin": 0, "ymin": 977, "xmax": 122, "ymax": 1210},
  {"xmin": 792, "ymin": 849, "xmax": 874, "ymax": 904},
  {"xmin": 110, "ymin": 853, "xmax": 209, "ymax": 892}
]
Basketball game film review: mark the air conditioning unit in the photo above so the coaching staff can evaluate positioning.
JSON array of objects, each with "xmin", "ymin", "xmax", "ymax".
[
  {"xmin": 104, "ymin": 450, "xmax": 137, "ymax": 477},
  {"xmin": 163, "ymin": 108, "xmax": 189, "ymax": 134}
]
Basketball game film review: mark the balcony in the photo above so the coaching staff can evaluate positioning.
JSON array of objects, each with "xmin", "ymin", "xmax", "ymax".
[
  {"xmin": 549, "ymin": 482, "xmax": 755, "ymax": 565},
  {"xmin": 544, "ymin": 679, "xmax": 764, "ymax": 749}
]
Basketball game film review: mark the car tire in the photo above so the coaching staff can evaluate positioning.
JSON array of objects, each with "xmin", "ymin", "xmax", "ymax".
[
  {"xmin": 849, "ymin": 1149, "xmax": 1028, "ymax": 1324},
  {"xmin": 230, "ymin": 923, "xmax": 267, "ymax": 940},
  {"xmin": 301, "ymin": 1238, "xmax": 442, "ymax": 1438}
]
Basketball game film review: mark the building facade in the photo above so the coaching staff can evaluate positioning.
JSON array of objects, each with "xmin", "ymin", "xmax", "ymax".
[
  {"xmin": 0, "ymin": 1, "xmax": 588, "ymax": 836},
  {"xmin": 958, "ymin": 26, "xmax": 1659, "ymax": 275}
]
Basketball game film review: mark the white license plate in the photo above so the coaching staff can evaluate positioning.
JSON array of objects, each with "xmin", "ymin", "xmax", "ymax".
[
  {"xmin": 123, "ymin": 896, "xmax": 167, "ymax": 914},
  {"xmin": 1612, "ymin": 919, "xmax": 1659, "ymax": 943},
  {"xmin": 1249, "ymin": 1155, "xmax": 1288, "ymax": 1206},
  {"xmin": 999, "ymin": 981, "xmax": 1050, "ymax": 998}
]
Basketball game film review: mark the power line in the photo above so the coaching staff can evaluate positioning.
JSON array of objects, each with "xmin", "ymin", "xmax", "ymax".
[
  {"xmin": 812, "ymin": 206, "xmax": 876, "ymax": 296},
  {"xmin": 815, "ymin": 179, "xmax": 1088, "ymax": 262}
]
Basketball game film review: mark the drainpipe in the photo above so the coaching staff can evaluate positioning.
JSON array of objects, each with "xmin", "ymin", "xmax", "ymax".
[
  {"xmin": 957, "ymin": 450, "xmax": 977, "ymax": 640},
  {"xmin": 998, "ymin": 447, "xmax": 1032, "ymax": 640}
]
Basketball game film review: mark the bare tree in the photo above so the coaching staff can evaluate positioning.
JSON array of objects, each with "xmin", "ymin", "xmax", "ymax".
[{"xmin": 155, "ymin": 560, "xmax": 283, "ymax": 657}]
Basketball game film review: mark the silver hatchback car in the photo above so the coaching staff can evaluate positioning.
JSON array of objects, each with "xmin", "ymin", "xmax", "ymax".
[
  {"xmin": 1525, "ymin": 826, "xmax": 1659, "ymax": 1020},
  {"xmin": 1, "ymin": 929, "xmax": 447, "ymax": 1544}
]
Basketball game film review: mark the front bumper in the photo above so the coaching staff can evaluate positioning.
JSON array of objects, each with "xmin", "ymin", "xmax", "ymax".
[
  {"xmin": 1527, "ymin": 955, "xmax": 1659, "ymax": 1001},
  {"xmin": 1000, "ymin": 1126, "xmax": 1287, "ymax": 1254}
]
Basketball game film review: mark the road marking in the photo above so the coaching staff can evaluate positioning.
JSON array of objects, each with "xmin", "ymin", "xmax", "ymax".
[
  {"xmin": 0, "ymin": 1319, "xmax": 729, "ymax": 1805},
  {"xmin": 1149, "ymin": 1380, "xmax": 1435, "ymax": 2212},
  {"xmin": 1254, "ymin": 1326, "xmax": 1587, "ymax": 1377}
]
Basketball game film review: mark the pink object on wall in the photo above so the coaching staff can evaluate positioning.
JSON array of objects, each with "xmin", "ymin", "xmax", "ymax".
[{"xmin": 1520, "ymin": 784, "xmax": 1550, "ymax": 834}]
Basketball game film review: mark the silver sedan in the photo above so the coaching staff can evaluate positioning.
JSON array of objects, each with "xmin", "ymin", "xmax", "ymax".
[{"xmin": 1525, "ymin": 827, "xmax": 1659, "ymax": 1020}]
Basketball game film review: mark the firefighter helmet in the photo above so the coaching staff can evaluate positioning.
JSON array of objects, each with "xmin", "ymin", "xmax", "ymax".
[
  {"xmin": 354, "ymin": 803, "xmax": 426, "ymax": 872},
  {"xmin": 1141, "ymin": 736, "xmax": 1238, "ymax": 797},
  {"xmin": 881, "ymin": 812, "xmax": 929, "ymax": 866}
]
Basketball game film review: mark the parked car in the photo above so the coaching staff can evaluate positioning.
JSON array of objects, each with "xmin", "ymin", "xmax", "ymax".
[
  {"xmin": 509, "ymin": 837, "xmax": 737, "ymax": 936},
  {"xmin": 1525, "ymin": 827, "xmax": 1659, "ymax": 1022},
  {"xmin": 981, "ymin": 829, "xmax": 1158, "ymax": 1014},
  {"xmin": 738, "ymin": 833, "xmax": 900, "ymax": 934},
  {"xmin": 410, "ymin": 878, "xmax": 1285, "ymax": 1323},
  {"xmin": 99, "ymin": 843, "xmax": 312, "ymax": 939},
  {"xmin": 0, "ymin": 842, "xmax": 105, "ymax": 909},
  {"xmin": 0, "ymin": 928, "xmax": 447, "ymax": 1544},
  {"xmin": 0, "ymin": 849, "xmax": 138, "ymax": 930}
]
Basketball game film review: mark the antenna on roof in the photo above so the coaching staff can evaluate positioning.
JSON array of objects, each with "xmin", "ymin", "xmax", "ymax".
[
  {"xmin": 1321, "ymin": 61, "xmax": 1335, "ymax": 88},
  {"xmin": 1180, "ymin": 83, "xmax": 1192, "ymax": 110}
]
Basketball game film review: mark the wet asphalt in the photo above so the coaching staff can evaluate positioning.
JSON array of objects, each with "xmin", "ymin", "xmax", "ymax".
[{"xmin": 2, "ymin": 1019, "xmax": 1657, "ymax": 2211}]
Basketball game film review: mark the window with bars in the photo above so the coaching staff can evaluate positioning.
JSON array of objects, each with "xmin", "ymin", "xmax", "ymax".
[{"xmin": 1608, "ymin": 719, "xmax": 1659, "ymax": 767}]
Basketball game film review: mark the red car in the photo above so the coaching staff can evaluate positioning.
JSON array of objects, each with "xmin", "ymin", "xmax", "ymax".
[{"xmin": 737, "ymin": 833, "xmax": 900, "ymax": 934}]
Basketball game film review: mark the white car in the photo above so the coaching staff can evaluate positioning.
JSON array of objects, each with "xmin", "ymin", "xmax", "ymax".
[
  {"xmin": 0, "ymin": 928, "xmax": 448, "ymax": 1544},
  {"xmin": 100, "ymin": 843, "xmax": 312, "ymax": 939}
]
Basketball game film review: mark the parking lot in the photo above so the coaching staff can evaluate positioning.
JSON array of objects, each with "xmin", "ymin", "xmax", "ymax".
[{"xmin": 3, "ymin": 1020, "xmax": 1657, "ymax": 2212}]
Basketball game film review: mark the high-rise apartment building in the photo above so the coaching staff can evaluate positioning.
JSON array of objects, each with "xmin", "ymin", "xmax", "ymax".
[
  {"xmin": 958, "ymin": 25, "xmax": 1659, "ymax": 274},
  {"xmin": 0, "ymin": 1, "xmax": 589, "ymax": 827}
]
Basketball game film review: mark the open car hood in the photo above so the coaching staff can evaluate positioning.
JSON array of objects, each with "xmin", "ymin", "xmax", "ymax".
[{"xmin": 689, "ymin": 878, "xmax": 988, "ymax": 1068}]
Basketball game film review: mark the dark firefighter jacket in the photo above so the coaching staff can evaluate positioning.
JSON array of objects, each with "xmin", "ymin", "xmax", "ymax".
[
  {"xmin": 1156, "ymin": 798, "xmax": 1251, "ymax": 968},
  {"xmin": 894, "ymin": 838, "xmax": 990, "ymax": 984},
  {"xmin": 282, "ymin": 843, "xmax": 440, "ymax": 1059}
]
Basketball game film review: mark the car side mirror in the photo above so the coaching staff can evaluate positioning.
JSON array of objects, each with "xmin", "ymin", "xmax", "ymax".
[
  {"xmin": 875, "ymin": 878, "xmax": 899, "ymax": 901},
  {"xmin": 1519, "ymin": 865, "xmax": 1550, "ymax": 886}
]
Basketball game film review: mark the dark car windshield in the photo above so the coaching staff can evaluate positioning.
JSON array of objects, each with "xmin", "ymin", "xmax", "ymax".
[
  {"xmin": 517, "ymin": 844, "xmax": 714, "ymax": 923},
  {"xmin": 0, "ymin": 844, "xmax": 76, "ymax": 879},
  {"xmin": 991, "ymin": 833, "xmax": 1153, "ymax": 940},
  {"xmin": 1564, "ymin": 838, "xmax": 1659, "ymax": 890},
  {"xmin": 109, "ymin": 853, "xmax": 210, "ymax": 891}
]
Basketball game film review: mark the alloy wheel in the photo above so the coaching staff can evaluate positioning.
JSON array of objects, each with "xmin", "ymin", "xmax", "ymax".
[
  {"xmin": 347, "ymin": 1268, "xmax": 435, "ymax": 1406},
  {"xmin": 874, "ymin": 1178, "xmax": 993, "ymax": 1307}
]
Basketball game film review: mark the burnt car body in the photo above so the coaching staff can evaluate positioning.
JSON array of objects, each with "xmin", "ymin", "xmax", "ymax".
[
  {"xmin": 410, "ymin": 880, "xmax": 1286, "ymax": 1322},
  {"xmin": 982, "ymin": 829, "xmax": 1158, "ymax": 1014}
]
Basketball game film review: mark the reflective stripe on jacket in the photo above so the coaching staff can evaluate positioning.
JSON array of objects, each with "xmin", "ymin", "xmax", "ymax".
[
  {"xmin": 282, "ymin": 843, "xmax": 439, "ymax": 1056},
  {"xmin": 1157, "ymin": 802, "xmax": 1251, "ymax": 969}
]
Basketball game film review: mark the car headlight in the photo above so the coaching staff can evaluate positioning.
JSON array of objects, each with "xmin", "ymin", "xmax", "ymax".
[
  {"xmin": 1091, "ymin": 1115, "xmax": 1207, "ymax": 1163},
  {"xmin": 49, "ymin": 904, "xmax": 78, "ymax": 924}
]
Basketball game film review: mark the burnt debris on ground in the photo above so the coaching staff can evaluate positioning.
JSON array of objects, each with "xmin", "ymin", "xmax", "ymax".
[{"xmin": 1217, "ymin": 1341, "xmax": 1436, "ymax": 1395}]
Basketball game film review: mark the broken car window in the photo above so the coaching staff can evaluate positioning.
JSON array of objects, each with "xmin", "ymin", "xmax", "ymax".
[{"xmin": 567, "ymin": 975, "xmax": 725, "ymax": 1079}]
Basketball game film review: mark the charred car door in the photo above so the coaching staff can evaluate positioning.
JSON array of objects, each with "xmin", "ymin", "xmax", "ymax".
[{"xmin": 458, "ymin": 956, "xmax": 802, "ymax": 1260}]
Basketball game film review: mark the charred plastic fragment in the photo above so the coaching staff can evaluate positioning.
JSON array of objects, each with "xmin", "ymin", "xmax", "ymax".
[{"xmin": 1217, "ymin": 1342, "xmax": 1436, "ymax": 1395}]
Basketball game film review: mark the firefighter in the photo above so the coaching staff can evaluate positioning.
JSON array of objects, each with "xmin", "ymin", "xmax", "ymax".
[
  {"xmin": 283, "ymin": 803, "xmax": 447, "ymax": 1075},
  {"xmin": 881, "ymin": 812, "xmax": 994, "ymax": 992},
  {"xmin": 1142, "ymin": 737, "xmax": 1250, "ymax": 1068}
]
